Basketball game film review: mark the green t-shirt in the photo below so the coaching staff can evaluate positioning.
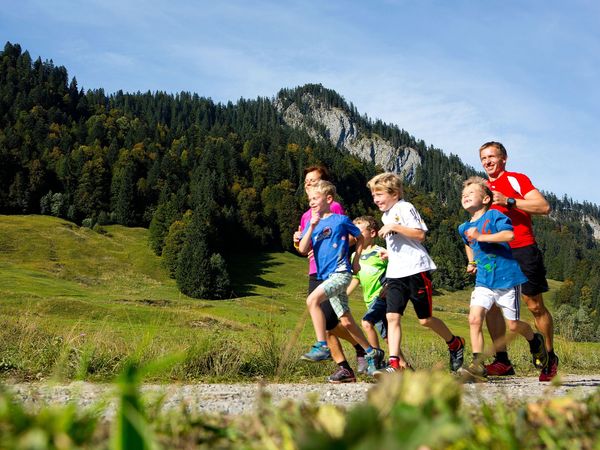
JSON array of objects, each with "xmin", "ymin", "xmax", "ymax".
[{"xmin": 352, "ymin": 245, "xmax": 387, "ymax": 307}]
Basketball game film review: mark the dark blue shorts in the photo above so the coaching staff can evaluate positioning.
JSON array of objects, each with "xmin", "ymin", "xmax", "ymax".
[{"xmin": 362, "ymin": 296, "xmax": 388, "ymax": 339}]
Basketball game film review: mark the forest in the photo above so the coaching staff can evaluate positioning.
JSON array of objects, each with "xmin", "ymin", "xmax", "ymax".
[{"xmin": 0, "ymin": 42, "xmax": 598, "ymax": 341}]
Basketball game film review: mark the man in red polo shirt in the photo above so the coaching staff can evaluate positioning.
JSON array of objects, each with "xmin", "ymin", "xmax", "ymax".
[{"xmin": 479, "ymin": 141, "xmax": 558, "ymax": 381}]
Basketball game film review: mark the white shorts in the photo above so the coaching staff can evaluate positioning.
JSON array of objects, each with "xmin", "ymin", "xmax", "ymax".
[{"xmin": 470, "ymin": 286, "xmax": 521, "ymax": 321}]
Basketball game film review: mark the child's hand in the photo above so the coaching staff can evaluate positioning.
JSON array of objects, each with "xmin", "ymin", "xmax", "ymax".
[
  {"xmin": 465, "ymin": 227, "xmax": 480, "ymax": 241},
  {"xmin": 378, "ymin": 249, "xmax": 388, "ymax": 261},
  {"xmin": 310, "ymin": 210, "xmax": 321, "ymax": 226},
  {"xmin": 378, "ymin": 224, "xmax": 395, "ymax": 238},
  {"xmin": 466, "ymin": 263, "xmax": 477, "ymax": 274}
]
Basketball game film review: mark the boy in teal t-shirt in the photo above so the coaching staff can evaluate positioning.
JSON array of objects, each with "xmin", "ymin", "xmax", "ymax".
[{"xmin": 347, "ymin": 216, "xmax": 389, "ymax": 368}]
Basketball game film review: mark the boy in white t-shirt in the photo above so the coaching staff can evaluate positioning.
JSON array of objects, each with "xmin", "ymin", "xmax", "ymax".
[{"xmin": 367, "ymin": 173, "xmax": 465, "ymax": 376}]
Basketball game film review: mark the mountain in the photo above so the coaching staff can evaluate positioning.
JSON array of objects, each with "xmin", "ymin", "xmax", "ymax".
[
  {"xmin": 274, "ymin": 85, "xmax": 422, "ymax": 181},
  {"xmin": 0, "ymin": 42, "xmax": 598, "ymax": 340}
]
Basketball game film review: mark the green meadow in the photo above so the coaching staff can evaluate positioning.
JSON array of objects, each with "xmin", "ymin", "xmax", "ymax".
[{"xmin": 1, "ymin": 215, "xmax": 599, "ymax": 382}]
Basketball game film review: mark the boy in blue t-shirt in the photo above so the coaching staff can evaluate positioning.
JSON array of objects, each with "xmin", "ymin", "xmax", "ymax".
[
  {"xmin": 298, "ymin": 180, "xmax": 383, "ymax": 371},
  {"xmin": 457, "ymin": 176, "xmax": 549, "ymax": 381}
]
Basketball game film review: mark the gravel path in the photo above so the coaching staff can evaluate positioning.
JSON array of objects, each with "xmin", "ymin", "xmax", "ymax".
[{"xmin": 6, "ymin": 374, "xmax": 600, "ymax": 417}]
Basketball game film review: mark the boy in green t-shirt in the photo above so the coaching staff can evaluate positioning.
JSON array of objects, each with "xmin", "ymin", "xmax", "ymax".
[{"xmin": 347, "ymin": 216, "xmax": 389, "ymax": 372}]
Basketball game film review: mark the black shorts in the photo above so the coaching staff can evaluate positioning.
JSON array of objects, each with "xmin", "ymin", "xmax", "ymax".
[
  {"xmin": 512, "ymin": 244, "xmax": 549, "ymax": 296},
  {"xmin": 308, "ymin": 274, "xmax": 340, "ymax": 331},
  {"xmin": 386, "ymin": 271, "xmax": 433, "ymax": 319}
]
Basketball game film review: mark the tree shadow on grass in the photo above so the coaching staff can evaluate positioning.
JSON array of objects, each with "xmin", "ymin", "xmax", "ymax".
[{"xmin": 228, "ymin": 252, "xmax": 284, "ymax": 297}]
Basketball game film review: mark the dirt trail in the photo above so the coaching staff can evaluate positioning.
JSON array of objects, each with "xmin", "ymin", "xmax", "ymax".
[{"xmin": 6, "ymin": 374, "xmax": 600, "ymax": 417}]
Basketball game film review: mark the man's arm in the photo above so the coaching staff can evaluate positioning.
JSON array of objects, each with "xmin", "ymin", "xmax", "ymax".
[{"xmin": 492, "ymin": 188, "xmax": 551, "ymax": 215}]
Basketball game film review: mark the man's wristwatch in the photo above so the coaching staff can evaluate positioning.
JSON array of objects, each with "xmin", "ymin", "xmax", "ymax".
[{"xmin": 506, "ymin": 197, "xmax": 516, "ymax": 208}]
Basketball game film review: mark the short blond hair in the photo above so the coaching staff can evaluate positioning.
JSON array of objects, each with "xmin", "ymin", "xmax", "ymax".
[
  {"xmin": 367, "ymin": 172, "xmax": 403, "ymax": 197},
  {"xmin": 463, "ymin": 176, "xmax": 493, "ymax": 206},
  {"xmin": 308, "ymin": 179, "xmax": 336, "ymax": 198}
]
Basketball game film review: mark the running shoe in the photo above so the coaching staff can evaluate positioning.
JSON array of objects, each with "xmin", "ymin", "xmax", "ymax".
[
  {"xmin": 300, "ymin": 344, "xmax": 331, "ymax": 362},
  {"xmin": 356, "ymin": 356, "xmax": 368, "ymax": 375},
  {"xmin": 373, "ymin": 366, "xmax": 400, "ymax": 380},
  {"xmin": 530, "ymin": 332, "xmax": 549, "ymax": 370},
  {"xmin": 458, "ymin": 363, "xmax": 488, "ymax": 383},
  {"xmin": 539, "ymin": 354, "xmax": 559, "ymax": 382},
  {"xmin": 448, "ymin": 336, "xmax": 465, "ymax": 372},
  {"xmin": 328, "ymin": 367, "xmax": 356, "ymax": 383},
  {"xmin": 365, "ymin": 348, "xmax": 385, "ymax": 376},
  {"xmin": 485, "ymin": 360, "xmax": 515, "ymax": 376}
]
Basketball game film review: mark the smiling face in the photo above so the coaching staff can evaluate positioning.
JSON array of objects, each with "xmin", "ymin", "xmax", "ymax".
[
  {"xmin": 461, "ymin": 184, "xmax": 490, "ymax": 214},
  {"xmin": 371, "ymin": 189, "xmax": 399, "ymax": 212},
  {"xmin": 480, "ymin": 145, "xmax": 507, "ymax": 180},
  {"xmin": 304, "ymin": 170, "xmax": 322, "ymax": 194},
  {"xmin": 307, "ymin": 189, "xmax": 332, "ymax": 215}
]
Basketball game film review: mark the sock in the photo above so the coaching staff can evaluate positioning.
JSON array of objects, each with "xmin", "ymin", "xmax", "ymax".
[
  {"xmin": 447, "ymin": 336, "xmax": 462, "ymax": 351},
  {"xmin": 527, "ymin": 334, "xmax": 541, "ymax": 352},
  {"xmin": 472, "ymin": 352, "xmax": 482, "ymax": 365},
  {"xmin": 549, "ymin": 349, "xmax": 556, "ymax": 359},
  {"xmin": 365, "ymin": 346, "xmax": 374, "ymax": 354},
  {"xmin": 389, "ymin": 356, "xmax": 400, "ymax": 369},
  {"xmin": 354, "ymin": 344, "xmax": 366, "ymax": 357},
  {"xmin": 339, "ymin": 360, "xmax": 352, "ymax": 371},
  {"xmin": 318, "ymin": 340, "xmax": 328, "ymax": 348},
  {"xmin": 495, "ymin": 351, "xmax": 510, "ymax": 364}
]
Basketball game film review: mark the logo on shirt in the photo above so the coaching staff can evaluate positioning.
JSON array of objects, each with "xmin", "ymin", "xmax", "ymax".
[{"xmin": 315, "ymin": 227, "xmax": 332, "ymax": 242}]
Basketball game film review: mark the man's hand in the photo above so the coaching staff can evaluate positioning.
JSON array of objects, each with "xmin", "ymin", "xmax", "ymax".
[{"xmin": 492, "ymin": 190, "xmax": 508, "ymax": 207}]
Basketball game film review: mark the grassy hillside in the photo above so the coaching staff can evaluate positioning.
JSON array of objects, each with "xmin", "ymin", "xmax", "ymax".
[{"xmin": 0, "ymin": 215, "xmax": 598, "ymax": 382}]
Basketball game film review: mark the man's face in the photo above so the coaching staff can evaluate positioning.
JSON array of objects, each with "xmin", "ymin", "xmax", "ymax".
[{"xmin": 480, "ymin": 146, "xmax": 506, "ymax": 178}]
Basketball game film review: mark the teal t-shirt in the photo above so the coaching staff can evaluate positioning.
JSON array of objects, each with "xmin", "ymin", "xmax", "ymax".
[{"xmin": 352, "ymin": 245, "xmax": 387, "ymax": 307}]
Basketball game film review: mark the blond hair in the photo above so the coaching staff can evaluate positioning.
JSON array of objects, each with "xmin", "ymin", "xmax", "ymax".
[
  {"xmin": 367, "ymin": 172, "xmax": 403, "ymax": 198},
  {"xmin": 463, "ymin": 176, "xmax": 493, "ymax": 207},
  {"xmin": 308, "ymin": 179, "xmax": 336, "ymax": 198}
]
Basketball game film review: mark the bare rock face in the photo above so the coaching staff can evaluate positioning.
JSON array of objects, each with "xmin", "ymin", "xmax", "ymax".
[
  {"xmin": 584, "ymin": 215, "xmax": 600, "ymax": 240},
  {"xmin": 274, "ymin": 94, "xmax": 421, "ymax": 181}
]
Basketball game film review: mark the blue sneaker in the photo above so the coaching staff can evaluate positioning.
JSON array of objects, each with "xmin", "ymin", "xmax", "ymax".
[
  {"xmin": 365, "ymin": 348, "xmax": 384, "ymax": 376},
  {"xmin": 301, "ymin": 344, "xmax": 331, "ymax": 362}
]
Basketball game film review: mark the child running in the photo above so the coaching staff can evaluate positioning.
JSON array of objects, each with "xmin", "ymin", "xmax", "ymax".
[
  {"xmin": 367, "ymin": 173, "xmax": 465, "ymax": 377},
  {"xmin": 346, "ymin": 216, "xmax": 389, "ymax": 359},
  {"xmin": 457, "ymin": 176, "xmax": 548, "ymax": 381},
  {"xmin": 298, "ymin": 180, "xmax": 384, "ymax": 372}
]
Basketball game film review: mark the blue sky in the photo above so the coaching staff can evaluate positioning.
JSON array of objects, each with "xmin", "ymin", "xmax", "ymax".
[{"xmin": 2, "ymin": 0, "xmax": 599, "ymax": 204}]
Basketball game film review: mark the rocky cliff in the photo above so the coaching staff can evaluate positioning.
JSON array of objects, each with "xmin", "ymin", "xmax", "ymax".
[{"xmin": 274, "ymin": 93, "xmax": 421, "ymax": 181}]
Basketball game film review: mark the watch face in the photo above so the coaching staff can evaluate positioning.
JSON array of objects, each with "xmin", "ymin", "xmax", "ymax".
[{"xmin": 507, "ymin": 197, "xmax": 516, "ymax": 207}]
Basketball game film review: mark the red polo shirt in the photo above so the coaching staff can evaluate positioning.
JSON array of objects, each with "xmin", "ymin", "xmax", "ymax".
[{"xmin": 486, "ymin": 171, "xmax": 537, "ymax": 248}]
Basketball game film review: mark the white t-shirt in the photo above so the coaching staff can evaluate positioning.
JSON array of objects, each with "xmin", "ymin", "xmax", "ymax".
[{"xmin": 382, "ymin": 200, "xmax": 437, "ymax": 278}]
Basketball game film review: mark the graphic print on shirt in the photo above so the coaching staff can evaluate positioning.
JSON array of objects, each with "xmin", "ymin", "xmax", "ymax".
[{"xmin": 314, "ymin": 227, "xmax": 332, "ymax": 243}]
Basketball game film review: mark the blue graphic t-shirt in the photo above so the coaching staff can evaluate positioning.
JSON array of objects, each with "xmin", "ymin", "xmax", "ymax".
[
  {"xmin": 458, "ymin": 209, "xmax": 527, "ymax": 289},
  {"xmin": 301, "ymin": 213, "xmax": 362, "ymax": 280}
]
